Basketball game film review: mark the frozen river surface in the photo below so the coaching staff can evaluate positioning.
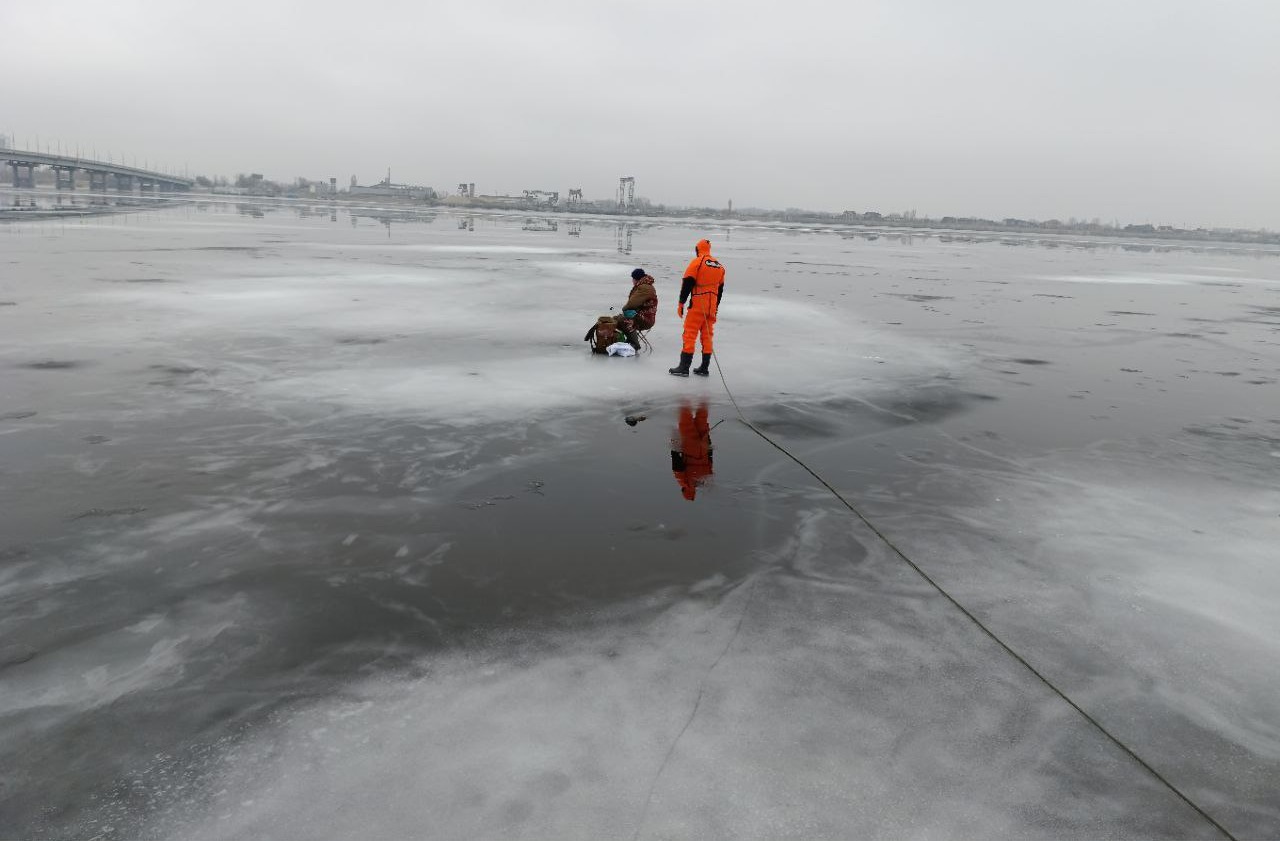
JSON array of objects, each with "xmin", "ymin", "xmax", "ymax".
[{"xmin": 2, "ymin": 196, "xmax": 1279, "ymax": 839}]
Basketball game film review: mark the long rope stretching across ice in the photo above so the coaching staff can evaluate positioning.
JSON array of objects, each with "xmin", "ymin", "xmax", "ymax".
[{"xmin": 711, "ymin": 354, "xmax": 1237, "ymax": 841}]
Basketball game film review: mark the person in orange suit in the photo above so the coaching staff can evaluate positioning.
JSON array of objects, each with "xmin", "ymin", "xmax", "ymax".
[
  {"xmin": 669, "ymin": 239, "xmax": 725, "ymax": 377},
  {"xmin": 671, "ymin": 400, "xmax": 714, "ymax": 501}
]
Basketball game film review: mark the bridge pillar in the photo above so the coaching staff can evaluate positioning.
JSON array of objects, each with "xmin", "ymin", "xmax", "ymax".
[
  {"xmin": 54, "ymin": 167, "xmax": 76, "ymax": 190},
  {"xmin": 113, "ymin": 173, "xmax": 134, "ymax": 192},
  {"xmin": 88, "ymin": 171, "xmax": 107, "ymax": 192},
  {"xmin": 9, "ymin": 163, "xmax": 36, "ymax": 189}
]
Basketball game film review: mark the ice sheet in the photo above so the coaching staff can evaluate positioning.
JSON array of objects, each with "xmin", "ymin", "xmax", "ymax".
[{"xmin": 2, "ymin": 195, "xmax": 1279, "ymax": 839}]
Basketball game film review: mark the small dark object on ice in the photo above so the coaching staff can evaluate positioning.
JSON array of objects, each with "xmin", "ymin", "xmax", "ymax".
[
  {"xmin": 72, "ymin": 506, "xmax": 147, "ymax": 520},
  {"xmin": 23, "ymin": 360, "xmax": 81, "ymax": 370},
  {"xmin": 625, "ymin": 415, "xmax": 648, "ymax": 426}
]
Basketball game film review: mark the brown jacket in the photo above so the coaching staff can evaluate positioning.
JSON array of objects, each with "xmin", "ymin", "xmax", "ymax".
[{"xmin": 622, "ymin": 275, "xmax": 658, "ymax": 329}]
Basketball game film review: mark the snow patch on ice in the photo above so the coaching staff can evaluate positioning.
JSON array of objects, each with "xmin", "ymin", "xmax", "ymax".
[{"xmin": 1038, "ymin": 272, "xmax": 1274, "ymax": 286}]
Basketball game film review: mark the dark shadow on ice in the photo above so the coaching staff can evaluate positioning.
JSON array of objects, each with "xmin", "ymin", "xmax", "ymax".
[
  {"xmin": 747, "ymin": 387, "xmax": 999, "ymax": 443},
  {"xmin": 19, "ymin": 360, "xmax": 85, "ymax": 370}
]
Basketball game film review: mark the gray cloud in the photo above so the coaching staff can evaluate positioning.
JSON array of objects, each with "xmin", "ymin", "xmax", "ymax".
[{"xmin": 2, "ymin": 0, "xmax": 1276, "ymax": 227}]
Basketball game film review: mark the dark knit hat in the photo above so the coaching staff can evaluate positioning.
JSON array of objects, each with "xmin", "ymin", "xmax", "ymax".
[{"xmin": 631, "ymin": 268, "xmax": 646, "ymax": 280}]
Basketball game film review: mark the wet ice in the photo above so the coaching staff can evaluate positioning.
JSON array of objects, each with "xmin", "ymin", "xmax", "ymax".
[{"xmin": 2, "ymin": 197, "xmax": 1279, "ymax": 839}]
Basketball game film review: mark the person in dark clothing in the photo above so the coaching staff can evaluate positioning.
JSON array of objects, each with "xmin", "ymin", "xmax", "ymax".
[
  {"xmin": 618, "ymin": 268, "xmax": 658, "ymax": 331},
  {"xmin": 608, "ymin": 268, "xmax": 657, "ymax": 350}
]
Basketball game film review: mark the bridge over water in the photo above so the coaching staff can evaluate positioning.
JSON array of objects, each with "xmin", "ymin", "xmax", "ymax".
[{"xmin": 1, "ymin": 148, "xmax": 194, "ymax": 192}]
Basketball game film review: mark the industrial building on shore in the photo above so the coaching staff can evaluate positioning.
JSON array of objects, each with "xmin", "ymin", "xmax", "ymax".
[{"xmin": 348, "ymin": 170, "xmax": 436, "ymax": 200}]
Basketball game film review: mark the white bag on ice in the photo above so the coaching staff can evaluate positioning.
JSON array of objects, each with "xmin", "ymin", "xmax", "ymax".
[{"xmin": 606, "ymin": 342, "xmax": 636, "ymax": 357}]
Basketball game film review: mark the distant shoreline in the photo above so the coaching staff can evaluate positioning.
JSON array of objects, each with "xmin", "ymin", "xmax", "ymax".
[
  {"xmin": 3, "ymin": 186, "xmax": 1277, "ymax": 253},
  {"xmin": 340, "ymin": 193, "xmax": 1280, "ymax": 248}
]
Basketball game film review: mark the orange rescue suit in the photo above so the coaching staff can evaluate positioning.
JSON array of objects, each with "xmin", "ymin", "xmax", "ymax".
[
  {"xmin": 671, "ymin": 402, "xmax": 714, "ymax": 501},
  {"xmin": 678, "ymin": 240, "xmax": 725, "ymax": 355}
]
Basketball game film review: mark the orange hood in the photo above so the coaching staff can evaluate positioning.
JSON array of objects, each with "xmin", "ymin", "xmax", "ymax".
[{"xmin": 695, "ymin": 239, "xmax": 711, "ymax": 256}]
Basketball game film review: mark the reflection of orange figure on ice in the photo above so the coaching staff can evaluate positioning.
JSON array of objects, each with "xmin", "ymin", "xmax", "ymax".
[{"xmin": 671, "ymin": 400, "xmax": 714, "ymax": 501}]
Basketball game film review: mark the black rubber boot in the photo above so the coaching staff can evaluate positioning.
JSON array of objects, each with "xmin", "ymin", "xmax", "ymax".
[
  {"xmin": 692, "ymin": 353, "xmax": 712, "ymax": 376},
  {"xmin": 668, "ymin": 352, "xmax": 693, "ymax": 377}
]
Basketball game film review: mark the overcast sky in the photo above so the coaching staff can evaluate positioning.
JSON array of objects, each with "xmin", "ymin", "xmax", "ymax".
[{"xmin": 2, "ymin": 0, "xmax": 1277, "ymax": 228}]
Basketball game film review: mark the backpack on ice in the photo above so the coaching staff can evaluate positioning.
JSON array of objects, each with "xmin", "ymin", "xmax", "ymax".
[{"xmin": 584, "ymin": 315, "xmax": 636, "ymax": 354}]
